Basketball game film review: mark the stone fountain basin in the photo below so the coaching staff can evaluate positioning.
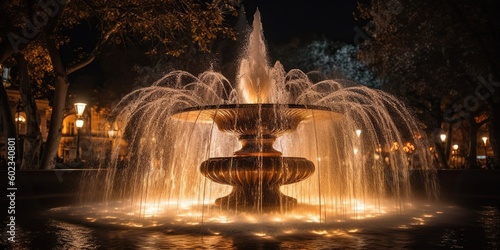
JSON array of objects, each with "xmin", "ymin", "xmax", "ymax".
[
  {"xmin": 171, "ymin": 103, "xmax": 342, "ymax": 137},
  {"xmin": 200, "ymin": 156, "xmax": 315, "ymax": 186}
]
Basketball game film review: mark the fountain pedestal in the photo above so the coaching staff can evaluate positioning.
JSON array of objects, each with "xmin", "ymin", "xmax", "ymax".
[
  {"xmin": 201, "ymin": 155, "xmax": 315, "ymax": 211},
  {"xmin": 173, "ymin": 104, "xmax": 338, "ymax": 212}
]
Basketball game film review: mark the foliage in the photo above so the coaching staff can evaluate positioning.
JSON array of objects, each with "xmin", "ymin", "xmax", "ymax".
[
  {"xmin": 60, "ymin": 0, "xmax": 239, "ymax": 56},
  {"xmin": 1, "ymin": 0, "xmax": 241, "ymax": 169},
  {"xmin": 1, "ymin": 0, "xmax": 240, "ymax": 98},
  {"xmin": 356, "ymin": 0, "xmax": 500, "ymax": 167},
  {"xmin": 273, "ymin": 37, "xmax": 381, "ymax": 88},
  {"xmin": 356, "ymin": 0, "xmax": 494, "ymax": 127},
  {"xmin": 329, "ymin": 44, "xmax": 382, "ymax": 88}
]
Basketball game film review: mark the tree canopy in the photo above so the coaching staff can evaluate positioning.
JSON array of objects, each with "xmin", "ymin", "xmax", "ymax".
[
  {"xmin": 0, "ymin": 0, "xmax": 241, "ymax": 169},
  {"xmin": 356, "ymin": 0, "xmax": 500, "ymax": 167}
]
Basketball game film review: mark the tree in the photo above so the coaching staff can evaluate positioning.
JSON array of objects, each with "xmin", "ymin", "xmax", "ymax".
[
  {"xmin": 357, "ymin": 0, "xmax": 500, "ymax": 168},
  {"xmin": 17, "ymin": 53, "xmax": 43, "ymax": 169},
  {"xmin": 272, "ymin": 37, "xmax": 381, "ymax": 88},
  {"xmin": 1, "ymin": 0, "xmax": 240, "ymax": 169}
]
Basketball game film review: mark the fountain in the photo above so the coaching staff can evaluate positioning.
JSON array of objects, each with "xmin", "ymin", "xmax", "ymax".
[
  {"xmin": 6, "ymin": 10, "xmax": 500, "ymax": 250},
  {"xmin": 172, "ymin": 104, "xmax": 338, "ymax": 212},
  {"xmin": 77, "ymin": 10, "xmax": 437, "ymax": 223}
]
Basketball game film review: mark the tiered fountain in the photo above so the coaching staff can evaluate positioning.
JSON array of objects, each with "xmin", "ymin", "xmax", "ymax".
[
  {"xmin": 76, "ymin": 10, "xmax": 437, "ymax": 225},
  {"xmin": 9, "ymin": 9, "xmax": 497, "ymax": 250},
  {"xmin": 172, "ymin": 103, "xmax": 338, "ymax": 212}
]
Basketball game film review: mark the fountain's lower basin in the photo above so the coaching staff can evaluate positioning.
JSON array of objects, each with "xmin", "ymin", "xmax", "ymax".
[
  {"xmin": 4, "ymin": 170, "xmax": 500, "ymax": 249},
  {"xmin": 8, "ymin": 202, "xmax": 499, "ymax": 250},
  {"xmin": 201, "ymin": 156, "xmax": 315, "ymax": 211}
]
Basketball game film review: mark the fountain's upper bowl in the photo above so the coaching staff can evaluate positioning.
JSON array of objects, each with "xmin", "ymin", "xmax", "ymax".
[{"xmin": 171, "ymin": 104, "xmax": 342, "ymax": 137}]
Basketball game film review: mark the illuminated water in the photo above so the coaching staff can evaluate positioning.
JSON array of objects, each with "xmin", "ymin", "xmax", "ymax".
[{"xmin": 3, "ymin": 203, "xmax": 499, "ymax": 249}]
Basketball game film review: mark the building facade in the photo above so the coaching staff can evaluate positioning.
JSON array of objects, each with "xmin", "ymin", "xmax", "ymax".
[
  {"xmin": 0, "ymin": 89, "xmax": 51, "ymax": 162},
  {"xmin": 1, "ymin": 89, "xmax": 116, "ymax": 166}
]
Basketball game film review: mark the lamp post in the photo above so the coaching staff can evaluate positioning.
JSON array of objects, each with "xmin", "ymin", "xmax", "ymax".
[
  {"xmin": 108, "ymin": 128, "xmax": 117, "ymax": 150},
  {"xmin": 15, "ymin": 100, "xmax": 24, "ymax": 159},
  {"xmin": 75, "ymin": 118, "xmax": 84, "ymax": 161},
  {"xmin": 482, "ymin": 137, "xmax": 488, "ymax": 167},
  {"xmin": 440, "ymin": 134, "xmax": 447, "ymax": 143},
  {"xmin": 439, "ymin": 133, "xmax": 447, "ymax": 168},
  {"xmin": 440, "ymin": 133, "xmax": 447, "ymax": 153},
  {"xmin": 108, "ymin": 129, "xmax": 117, "ymax": 139},
  {"xmin": 15, "ymin": 100, "xmax": 23, "ymax": 137},
  {"xmin": 452, "ymin": 144, "xmax": 459, "ymax": 168},
  {"xmin": 74, "ymin": 103, "xmax": 87, "ymax": 162}
]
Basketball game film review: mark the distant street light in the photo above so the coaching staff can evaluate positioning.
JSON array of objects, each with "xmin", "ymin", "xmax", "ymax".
[
  {"xmin": 482, "ymin": 136, "xmax": 488, "ymax": 158},
  {"xmin": 15, "ymin": 100, "xmax": 24, "ymax": 159},
  {"xmin": 108, "ymin": 129, "xmax": 117, "ymax": 139},
  {"xmin": 74, "ymin": 102, "xmax": 87, "ymax": 162},
  {"xmin": 355, "ymin": 129, "xmax": 362, "ymax": 138},
  {"xmin": 439, "ymin": 133, "xmax": 447, "ymax": 168},
  {"xmin": 440, "ymin": 134, "xmax": 446, "ymax": 142},
  {"xmin": 452, "ymin": 144, "xmax": 459, "ymax": 168},
  {"xmin": 15, "ymin": 100, "xmax": 24, "ymax": 137},
  {"xmin": 440, "ymin": 133, "xmax": 447, "ymax": 153}
]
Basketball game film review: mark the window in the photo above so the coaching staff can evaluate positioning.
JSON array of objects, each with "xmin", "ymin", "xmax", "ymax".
[{"xmin": 68, "ymin": 122, "xmax": 75, "ymax": 136}]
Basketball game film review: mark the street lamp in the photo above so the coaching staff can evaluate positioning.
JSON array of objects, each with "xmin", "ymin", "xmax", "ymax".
[
  {"xmin": 74, "ymin": 102, "xmax": 87, "ymax": 162},
  {"xmin": 75, "ymin": 118, "xmax": 84, "ymax": 161},
  {"xmin": 14, "ymin": 100, "xmax": 25, "ymax": 159},
  {"xmin": 15, "ymin": 100, "xmax": 24, "ymax": 137},
  {"xmin": 440, "ymin": 133, "xmax": 447, "ymax": 152},
  {"xmin": 74, "ymin": 103, "xmax": 87, "ymax": 116},
  {"xmin": 108, "ymin": 129, "xmax": 117, "ymax": 139},
  {"xmin": 482, "ymin": 136, "xmax": 488, "ymax": 157},
  {"xmin": 440, "ymin": 134, "xmax": 447, "ymax": 142},
  {"xmin": 438, "ymin": 133, "xmax": 447, "ymax": 168}
]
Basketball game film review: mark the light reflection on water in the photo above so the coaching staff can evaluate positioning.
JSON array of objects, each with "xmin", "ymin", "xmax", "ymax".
[
  {"xmin": 2, "ymin": 204, "xmax": 499, "ymax": 249},
  {"xmin": 478, "ymin": 206, "xmax": 500, "ymax": 250}
]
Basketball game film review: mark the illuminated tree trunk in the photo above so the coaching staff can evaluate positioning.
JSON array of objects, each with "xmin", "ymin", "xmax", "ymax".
[
  {"xmin": 0, "ymin": 85, "xmax": 16, "ymax": 139},
  {"xmin": 17, "ymin": 53, "xmax": 42, "ymax": 169},
  {"xmin": 467, "ymin": 116, "xmax": 480, "ymax": 169},
  {"xmin": 40, "ymin": 37, "xmax": 70, "ymax": 169},
  {"xmin": 0, "ymin": 44, "xmax": 16, "ymax": 141},
  {"xmin": 490, "ymin": 100, "xmax": 500, "ymax": 165}
]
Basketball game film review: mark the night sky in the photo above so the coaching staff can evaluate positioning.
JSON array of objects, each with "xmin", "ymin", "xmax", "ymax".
[{"xmin": 242, "ymin": 0, "xmax": 358, "ymax": 43}]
